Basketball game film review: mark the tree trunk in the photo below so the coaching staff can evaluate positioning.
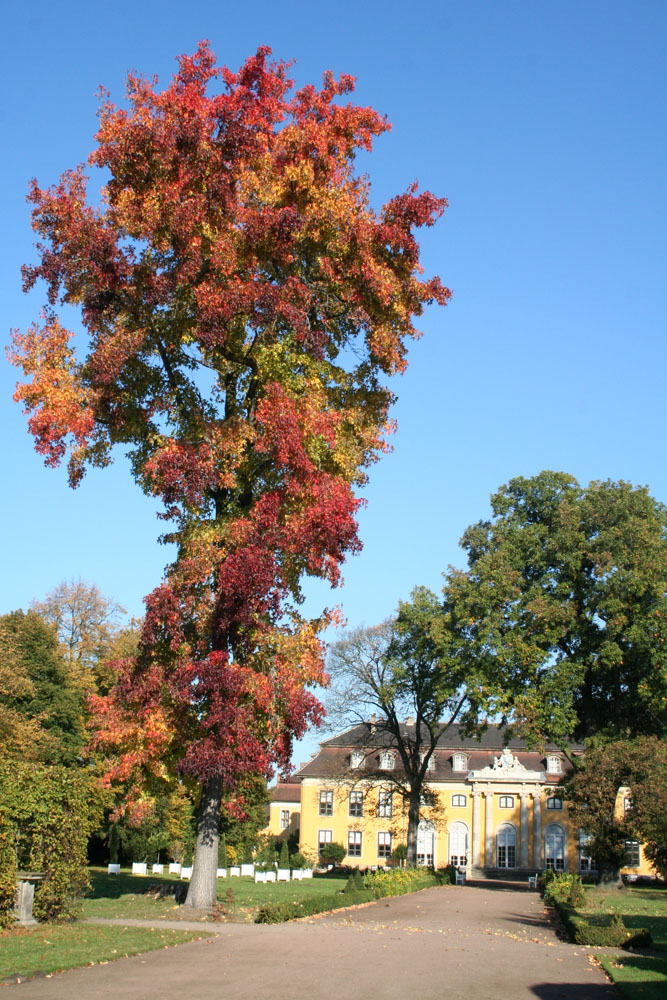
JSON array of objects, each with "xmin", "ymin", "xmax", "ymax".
[
  {"xmin": 183, "ymin": 776, "xmax": 223, "ymax": 909},
  {"xmin": 405, "ymin": 793, "xmax": 421, "ymax": 867},
  {"xmin": 598, "ymin": 866, "xmax": 624, "ymax": 891}
]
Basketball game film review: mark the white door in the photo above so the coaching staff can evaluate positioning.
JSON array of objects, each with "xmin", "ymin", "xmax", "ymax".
[
  {"xmin": 417, "ymin": 821, "xmax": 435, "ymax": 867},
  {"xmin": 448, "ymin": 822, "xmax": 468, "ymax": 867},
  {"xmin": 496, "ymin": 824, "xmax": 517, "ymax": 869}
]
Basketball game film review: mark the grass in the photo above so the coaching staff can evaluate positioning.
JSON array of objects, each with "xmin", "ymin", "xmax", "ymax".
[
  {"xmin": 84, "ymin": 867, "xmax": 349, "ymax": 923},
  {"xmin": 577, "ymin": 886, "xmax": 667, "ymax": 1000},
  {"xmin": 0, "ymin": 924, "xmax": 204, "ymax": 982},
  {"xmin": 578, "ymin": 886, "xmax": 667, "ymax": 951}
]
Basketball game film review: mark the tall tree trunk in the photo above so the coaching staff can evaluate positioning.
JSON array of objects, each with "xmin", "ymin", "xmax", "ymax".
[
  {"xmin": 405, "ymin": 792, "xmax": 421, "ymax": 867},
  {"xmin": 184, "ymin": 776, "xmax": 223, "ymax": 909}
]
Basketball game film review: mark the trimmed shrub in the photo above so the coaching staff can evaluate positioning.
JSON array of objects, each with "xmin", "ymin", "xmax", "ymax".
[
  {"xmin": 255, "ymin": 889, "xmax": 373, "ymax": 923},
  {"xmin": 555, "ymin": 903, "xmax": 653, "ymax": 949},
  {"xmin": 363, "ymin": 867, "xmax": 438, "ymax": 898},
  {"xmin": 289, "ymin": 851, "xmax": 307, "ymax": 870}
]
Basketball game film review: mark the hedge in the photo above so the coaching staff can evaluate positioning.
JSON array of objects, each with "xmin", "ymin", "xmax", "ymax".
[
  {"xmin": 553, "ymin": 901, "xmax": 652, "ymax": 949},
  {"xmin": 255, "ymin": 889, "xmax": 374, "ymax": 923}
]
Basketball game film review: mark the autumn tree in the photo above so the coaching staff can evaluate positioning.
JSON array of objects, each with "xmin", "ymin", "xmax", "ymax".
[
  {"xmin": 31, "ymin": 580, "xmax": 127, "ymax": 689},
  {"xmin": 326, "ymin": 587, "xmax": 485, "ymax": 865},
  {"xmin": 10, "ymin": 43, "xmax": 449, "ymax": 908},
  {"xmin": 443, "ymin": 472, "xmax": 667, "ymax": 746}
]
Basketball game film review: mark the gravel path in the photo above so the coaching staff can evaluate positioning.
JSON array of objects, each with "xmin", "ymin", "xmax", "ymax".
[{"xmin": 5, "ymin": 882, "xmax": 618, "ymax": 999}]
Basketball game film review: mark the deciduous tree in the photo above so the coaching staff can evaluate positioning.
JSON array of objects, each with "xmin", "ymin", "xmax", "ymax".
[
  {"xmin": 327, "ymin": 587, "xmax": 485, "ymax": 864},
  {"xmin": 443, "ymin": 472, "xmax": 667, "ymax": 745},
  {"xmin": 10, "ymin": 43, "xmax": 448, "ymax": 907}
]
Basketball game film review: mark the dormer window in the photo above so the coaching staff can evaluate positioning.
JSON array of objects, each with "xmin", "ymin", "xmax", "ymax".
[
  {"xmin": 546, "ymin": 755, "xmax": 562, "ymax": 774},
  {"xmin": 421, "ymin": 752, "xmax": 436, "ymax": 771},
  {"xmin": 453, "ymin": 753, "xmax": 468, "ymax": 772},
  {"xmin": 350, "ymin": 750, "xmax": 365, "ymax": 770},
  {"xmin": 379, "ymin": 751, "xmax": 395, "ymax": 770}
]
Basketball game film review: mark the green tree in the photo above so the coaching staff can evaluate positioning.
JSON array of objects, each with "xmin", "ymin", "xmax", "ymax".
[
  {"xmin": 279, "ymin": 840, "xmax": 289, "ymax": 867},
  {"xmin": 443, "ymin": 472, "xmax": 667, "ymax": 745},
  {"xmin": 219, "ymin": 773, "xmax": 271, "ymax": 862},
  {"xmin": 320, "ymin": 841, "xmax": 346, "ymax": 867},
  {"xmin": 565, "ymin": 736, "xmax": 667, "ymax": 886},
  {"xmin": 327, "ymin": 586, "xmax": 488, "ymax": 866},
  {"xmin": 0, "ymin": 611, "xmax": 85, "ymax": 765}
]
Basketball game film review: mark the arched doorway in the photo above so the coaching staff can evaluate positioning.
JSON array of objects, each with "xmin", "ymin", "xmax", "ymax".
[
  {"xmin": 496, "ymin": 823, "xmax": 516, "ymax": 869},
  {"xmin": 448, "ymin": 821, "xmax": 468, "ymax": 868},
  {"xmin": 417, "ymin": 820, "xmax": 436, "ymax": 867},
  {"xmin": 544, "ymin": 824, "xmax": 566, "ymax": 871}
]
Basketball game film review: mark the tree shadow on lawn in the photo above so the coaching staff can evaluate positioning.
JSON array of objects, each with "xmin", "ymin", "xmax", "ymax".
[{"xmin": 87, "ymin": 871, "xmax": 179, "ymax": 901}]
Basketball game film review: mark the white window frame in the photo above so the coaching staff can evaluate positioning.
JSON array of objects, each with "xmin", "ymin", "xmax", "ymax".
[
  {"xmin": 319, "ymin": 790, "xmax": 333, "ymax": 816},
  {"xmin": 377, "ymin": 831, "xmax": 392, "ymax": 859},
  {"xmin": 452, "ymin": 753, "xmax": 468, "ymax": 771},
  {"xmin": 546, "ymin": 755, "xmax": 562, "ymax": 773},
  {"xmin": 280, "ymin": 808, "xmax": 290, "ymax": 829},
  {"xmin": 347, "ymin": 830, "xmax": 362, "ymax": 857},
  {"xmin": 348, "ymin": 790, "xmax": 364, "ymax": 818},
  {"xmin": 420, "ymin": 752, "xmax": 436, "ymax": 771},
  {"xmin": 350, "ymin": 750, "xmax": 365, "ymax": 769},
  {"xmin": 318, "ymin": 829, "xmax": 333, "ymax": 856},
  {"xmin": 379, "ymin": 751, "xmax": 395, "ymax": 770},
  {"xmin": 451, "ymin": 794, "xmax": 466, "ymax": 808},
  {"xmin": 378, "ymin": 790, "xmax": 393, "ymax": 818}
]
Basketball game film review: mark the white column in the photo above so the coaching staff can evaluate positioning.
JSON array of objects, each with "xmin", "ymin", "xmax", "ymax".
[
  {"xmin": 520, "ymin": 792, "xmax": 529, "ymax": 868},
  {"xmin": 472, "ymin": 791, "xmax": 481, "ymax": 866},
  {"xmin": 484, "ymin": 791, "xmax": 494, "ymax": 868},
  {"xmin": 533, "ymin": 790, "xmax": 542, "ymax": 868}
]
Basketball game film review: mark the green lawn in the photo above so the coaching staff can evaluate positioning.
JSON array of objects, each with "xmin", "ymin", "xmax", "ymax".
[
  {"xmin": 579, "ymin": 887, "xmax": 667, "ymax": 1000},
  {"xmin": 84, "ymin": 867, "xmax": 349, "ymax": 922},
  {"xmin": 0, "ymin": 924, "xmax": 203, "ymax": 982}
]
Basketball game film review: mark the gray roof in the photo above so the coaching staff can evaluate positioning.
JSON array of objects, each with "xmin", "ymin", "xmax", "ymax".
[{"xmin": 319, "ymin": 722, "xmax": 584, "ymax": 752}]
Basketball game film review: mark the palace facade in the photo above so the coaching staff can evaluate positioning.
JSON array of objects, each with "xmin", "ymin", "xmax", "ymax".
[{"xmin": 269, "ymin": 723, "xmax": 654, "ymax": 879}]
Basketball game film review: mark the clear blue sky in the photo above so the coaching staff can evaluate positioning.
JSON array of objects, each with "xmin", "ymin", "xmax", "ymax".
[{"xmin": 2, "ymin": 1, "xmax": 666, "ymax": 765}]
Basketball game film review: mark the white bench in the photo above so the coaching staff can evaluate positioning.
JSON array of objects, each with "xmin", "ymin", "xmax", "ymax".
[
  {"xmin": 131, "ymin": 862, "xmax": 147, "ymax": 876},
  {"xmin": 152, "ymin": 863, "xmax": 164, "ymax": 874},
  {"xmin": 180, "ymin": 867, "xmax": 193, "ymax": 879},
  {"xmin": 168, "ymin": 862, "xmax": 182, "ymax": 875},
  {"xmin": 107, "ymin": 863, "xmax": 120, "ymax": 875}
]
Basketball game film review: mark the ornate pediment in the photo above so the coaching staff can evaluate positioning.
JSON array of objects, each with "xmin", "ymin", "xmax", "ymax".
[{"xmin": 468, "ymin": 748, "xmax": 545, "ymax": 783}]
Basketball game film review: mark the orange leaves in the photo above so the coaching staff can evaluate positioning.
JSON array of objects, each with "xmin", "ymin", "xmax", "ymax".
[{"xmin": 8, "ymin": 316, "xmax": 96, "ymax": 485}]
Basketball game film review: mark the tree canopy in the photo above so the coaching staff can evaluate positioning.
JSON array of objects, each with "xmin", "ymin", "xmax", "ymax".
[
  {"xmin": 443, "ymin": 471, "xmax": 667, "ymax": 745},
  {"xmin": 11, "ymin": 43, "xmax": 448, "ymax": 906}
]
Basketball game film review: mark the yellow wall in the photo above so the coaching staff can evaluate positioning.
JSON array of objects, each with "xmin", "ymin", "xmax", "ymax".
[{"xmin": 266, "ymin": 801, "xmax": 300, "ymax": 842}]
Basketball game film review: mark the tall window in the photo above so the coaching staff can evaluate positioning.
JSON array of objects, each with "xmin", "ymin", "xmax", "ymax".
[
  {"xmin": 378, "ymin": 832, "xmax": 392, "ymax": 859},
  {"xmin": 319, "ymin": 790, "xmax": 333, "ymax": 816},
  {"xmin": 453, "ymin": 753, "xmax": 468, "ymax": 771},
  {"xmin": 546, "ymin": 797, "xmax": 563, "ymax": 810},
  {"xmin": 349, "ymin": 790, "xmax": 364, "ymax": 817},
  {"xmin": 318, "ymin": 830, "xmax": 332, "ymax": 856},
  {"xmin": 546, "ymin": 755, "xmax": 562, "ymax": 773},
  {"xmin": 496, "ymin": 824, "xmax": 516, "ymax": 869},
  {"xmin": 499, "ymin": 795, "xmax": 514, "ymax": 809},
  {"xmin": 625, "ymin": 841, "xmax": 641, "ymax": 867},
  {"xmin": 451, "ymin": 794, "xmax": 466, "ymax": 808},
  {"xmin": 380, "ymin": 751, "xmax": 395, "ymax": 770},
  {"xmin": 378, "ymin": 790, "xmax": 393, "ymax": 818},
  {"xmin": 280, "ymin": 809, "xmax": 290, "ymax": 829},
  {"xmin": 578, "ymin": 831, "xmax": 595, "ymax": 873},
  {"xmin": 545, "ymin": 824, "xmax": 566, "ymax": 871},
  {"xmin": 348, "ymin": 831, "xmax": 362, "ymax": 857},
  {"xmin": 350, "ymin": 750, "xmax": 365, "ymax": 769}
]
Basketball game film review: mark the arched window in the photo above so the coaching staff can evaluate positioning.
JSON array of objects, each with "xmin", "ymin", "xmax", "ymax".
[
  {"xmin": 379, "ymin": 750, "xmax": 395, "ymax": 770},
  {"xmin": 546, "ymin": 755, "xmax": 562, "ymax": 774},
  {"xmin": 448, "ymin": 821, "xmax": 468, "ymax": 868},
  {"xmin": 498, "ymin": 795, "xmax": 514, "ymax": 809},
  {"xmin": 452, "ymin": 753, "xmax": 468, "ymax": 772},
  {"xmin": 496, "ymin": 823, "xmax": 516, "ymax": 869},
  {"xmin": 451, "ymin": 794, "xmax": 466, "ymax": 808},
  {"xmin": 350, "ymin": 750, "xmax": 365, "ymax": 769},
  {"xmin": 546, "ymin": 796, "xmax": 563, "ymax": 810},
  {"xmin": 417, "ymin": 820, "xmax": 436, "ymax": 867},
  {"xmin": 544, "ymin": 824, "xmax": 566, "ymax": 871}
]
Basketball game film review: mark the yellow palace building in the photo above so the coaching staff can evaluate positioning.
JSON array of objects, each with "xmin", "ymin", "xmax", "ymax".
[{"xmin": 268, "ymin": 723, "xmax": 655, "ymax": 880}]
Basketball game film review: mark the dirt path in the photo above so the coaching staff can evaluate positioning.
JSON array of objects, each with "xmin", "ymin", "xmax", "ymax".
[{"xmin": 5, "ymin": 883, "xmax": 617, "ymax": 999}]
